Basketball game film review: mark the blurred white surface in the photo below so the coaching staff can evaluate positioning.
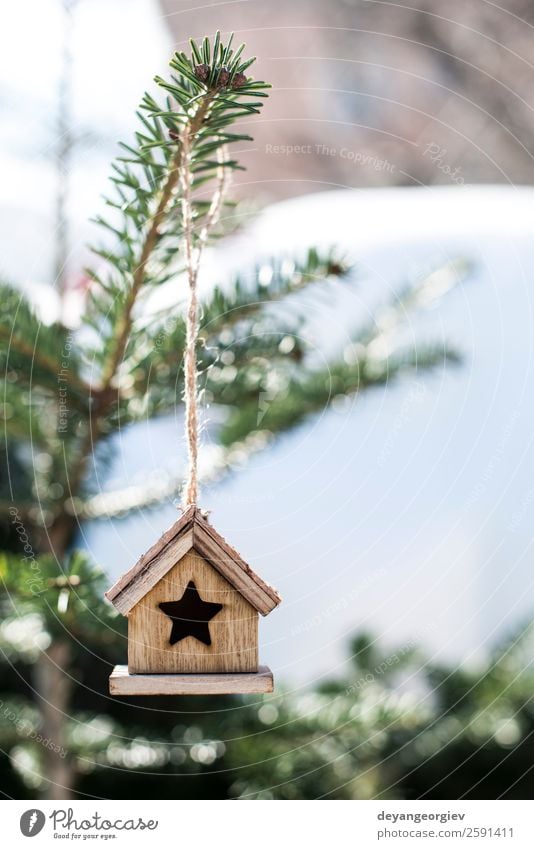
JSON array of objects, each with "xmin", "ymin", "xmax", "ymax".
[{"xmin": 83, "ymin": 184, "xmax": 534, "ymax": 686}]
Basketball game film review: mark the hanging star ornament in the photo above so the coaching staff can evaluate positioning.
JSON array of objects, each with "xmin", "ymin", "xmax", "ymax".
[{"xmin": 158, "ymin": 580, "xmax": 223, "ymax": 646}]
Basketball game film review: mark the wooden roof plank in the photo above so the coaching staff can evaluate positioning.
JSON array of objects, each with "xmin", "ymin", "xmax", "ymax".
[
  {"xmin": 105, "ymin": 507, "xmax": 282, "ymax": 616},
  {"xmin": 193, "ymin": 516, "xmax": 281, "ymax": 613},
  {"xmin": 106, "ymin": 528, "xmax": 194, "ymax": 615}
]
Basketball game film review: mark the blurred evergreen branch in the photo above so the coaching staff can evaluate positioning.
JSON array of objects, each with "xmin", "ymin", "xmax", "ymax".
[
  {"xmin": 2, "ymin": 624, "xmax": 533, "ymax": 799},
  {"xmin": 0, "ymin": 32, "xmax": 471, "ymax": 800}
]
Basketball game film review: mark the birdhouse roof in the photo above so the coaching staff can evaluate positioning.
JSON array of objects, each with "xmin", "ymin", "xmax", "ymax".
[{"xmin": 105, "ymin": 506, "xmax": 282, "ymax": 616}]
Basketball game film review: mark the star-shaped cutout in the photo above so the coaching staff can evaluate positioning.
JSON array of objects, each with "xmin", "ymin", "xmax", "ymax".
[{"xmin": 158, "ymin": 580, "xmax": 223, "ymax": 647}]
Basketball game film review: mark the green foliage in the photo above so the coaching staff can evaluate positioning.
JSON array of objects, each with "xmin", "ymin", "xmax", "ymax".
[
  {"xmin": 0, "ymin": 34, "xmax": 467, "ymax": 529},
  {"xmin": 105, "ymin": 247, "xmax": 350, "ymax": 424},
  {"xmin": 84, "ymin": 32, "xmax": 270, "ymax": 381},
  {"xmin": 0, "ymin": 550, "xmax": 122, "ymax": 647},
  {"xmin": 218, "ymin": 262, "xmax": 464, "ymax": 446},
  {"xmin": 0, "ymin": 32, "xmax": 473, "ymax": 800},
  {"xmin": 2, "ymin": 625, "xmax": 533, "ymax": 799},
  {"xmin": 0, "ymin": 283, "xmax": 85, "ymax": 400}
]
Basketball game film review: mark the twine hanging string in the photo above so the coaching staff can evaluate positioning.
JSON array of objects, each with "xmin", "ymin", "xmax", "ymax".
[{"xmin": 180, "ymin": 125, "xmax": 229, "ymax": 509}]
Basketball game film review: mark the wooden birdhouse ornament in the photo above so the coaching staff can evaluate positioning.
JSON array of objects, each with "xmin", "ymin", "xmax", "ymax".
[
  {"xmin": 105, "ymin": 57, "xmax": 282, "ymax": 695},
  {"xmin": 106, "ymin": 506, "xmax": 281, "ymax": 695}
]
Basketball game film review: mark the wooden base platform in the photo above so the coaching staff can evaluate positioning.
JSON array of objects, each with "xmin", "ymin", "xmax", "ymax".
[{"xmin": 109, "ymin": 664, "xmax": 274, "ymax": 696}]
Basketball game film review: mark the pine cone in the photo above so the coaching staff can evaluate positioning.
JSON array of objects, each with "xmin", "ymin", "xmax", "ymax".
[
  {"xmin": 194, "ymin": 64, "xmax": 210, "ymax": 83},
  {"xmin": 231, "ymin": 72, "xmax": 248, "ymax": 89},
  {"xmin": 217, "ymin": 67, "xmax": 231, "ymax": 87}
]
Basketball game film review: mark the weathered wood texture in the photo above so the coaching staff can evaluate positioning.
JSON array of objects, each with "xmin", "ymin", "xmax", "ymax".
[
  {"xmin": 192, "ymin": 517, "xmax": 280, "ymax": 614},
  {"xmin": 128, "ymin": 550, "xmax": 258, "ymax": 673},
  {"xmin": 109, "ymin": 664, "xmax": 274, "ymax": 696},
  {"xmin": 105, "ymin": 506, "xmax": 197, "ymax": 615},
  {"xmin": 105, "ymin": 507, "xmax": 281, "ymax": 616}
]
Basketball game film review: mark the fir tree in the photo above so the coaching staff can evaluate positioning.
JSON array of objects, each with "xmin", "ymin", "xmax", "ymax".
[{"xmin": 0, "ymin": 34, "xmax": 465, "ymax": 799}]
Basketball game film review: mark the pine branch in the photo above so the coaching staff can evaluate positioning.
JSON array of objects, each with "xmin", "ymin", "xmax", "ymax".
[
  {"xmin": 199, "ymin": 247, "xmax": 349, "ymax": 336},
  {"xmin": 71, "ymin": 431, "xmax": 272, "ymax": 520},
  {"xmin": 0, "ymin": 550, "xmax": 121, "ymax": 642},
  {"xmin": 115, "ymin": 248, "xmax": 349, "ymax": 422},
  {"xmin": 218, "ymin": 342, "xmax": 459, "ymax": 446},
  {"xmin": 214, "ymin": 258, "xmax": 469, "ymax": 444},
  {"xmin": 0, "ymin": 283, "xmax": 89, "ymax": 402},
  {"xmin": 76, "ymin": 342, "xmax": 453, "ymax": 521},
  {"xmin": 62, "ymin": 34, "xmax": 270, "ymax": 509},
  {"xmin": 83, "ymin": 33, "xmax": 270, "ymax": 388}
]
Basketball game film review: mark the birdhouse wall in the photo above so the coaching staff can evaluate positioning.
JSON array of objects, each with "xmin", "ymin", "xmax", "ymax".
[{"xmin": 127, "ymin": 550, "xmax": 259, "ymax": 674}]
